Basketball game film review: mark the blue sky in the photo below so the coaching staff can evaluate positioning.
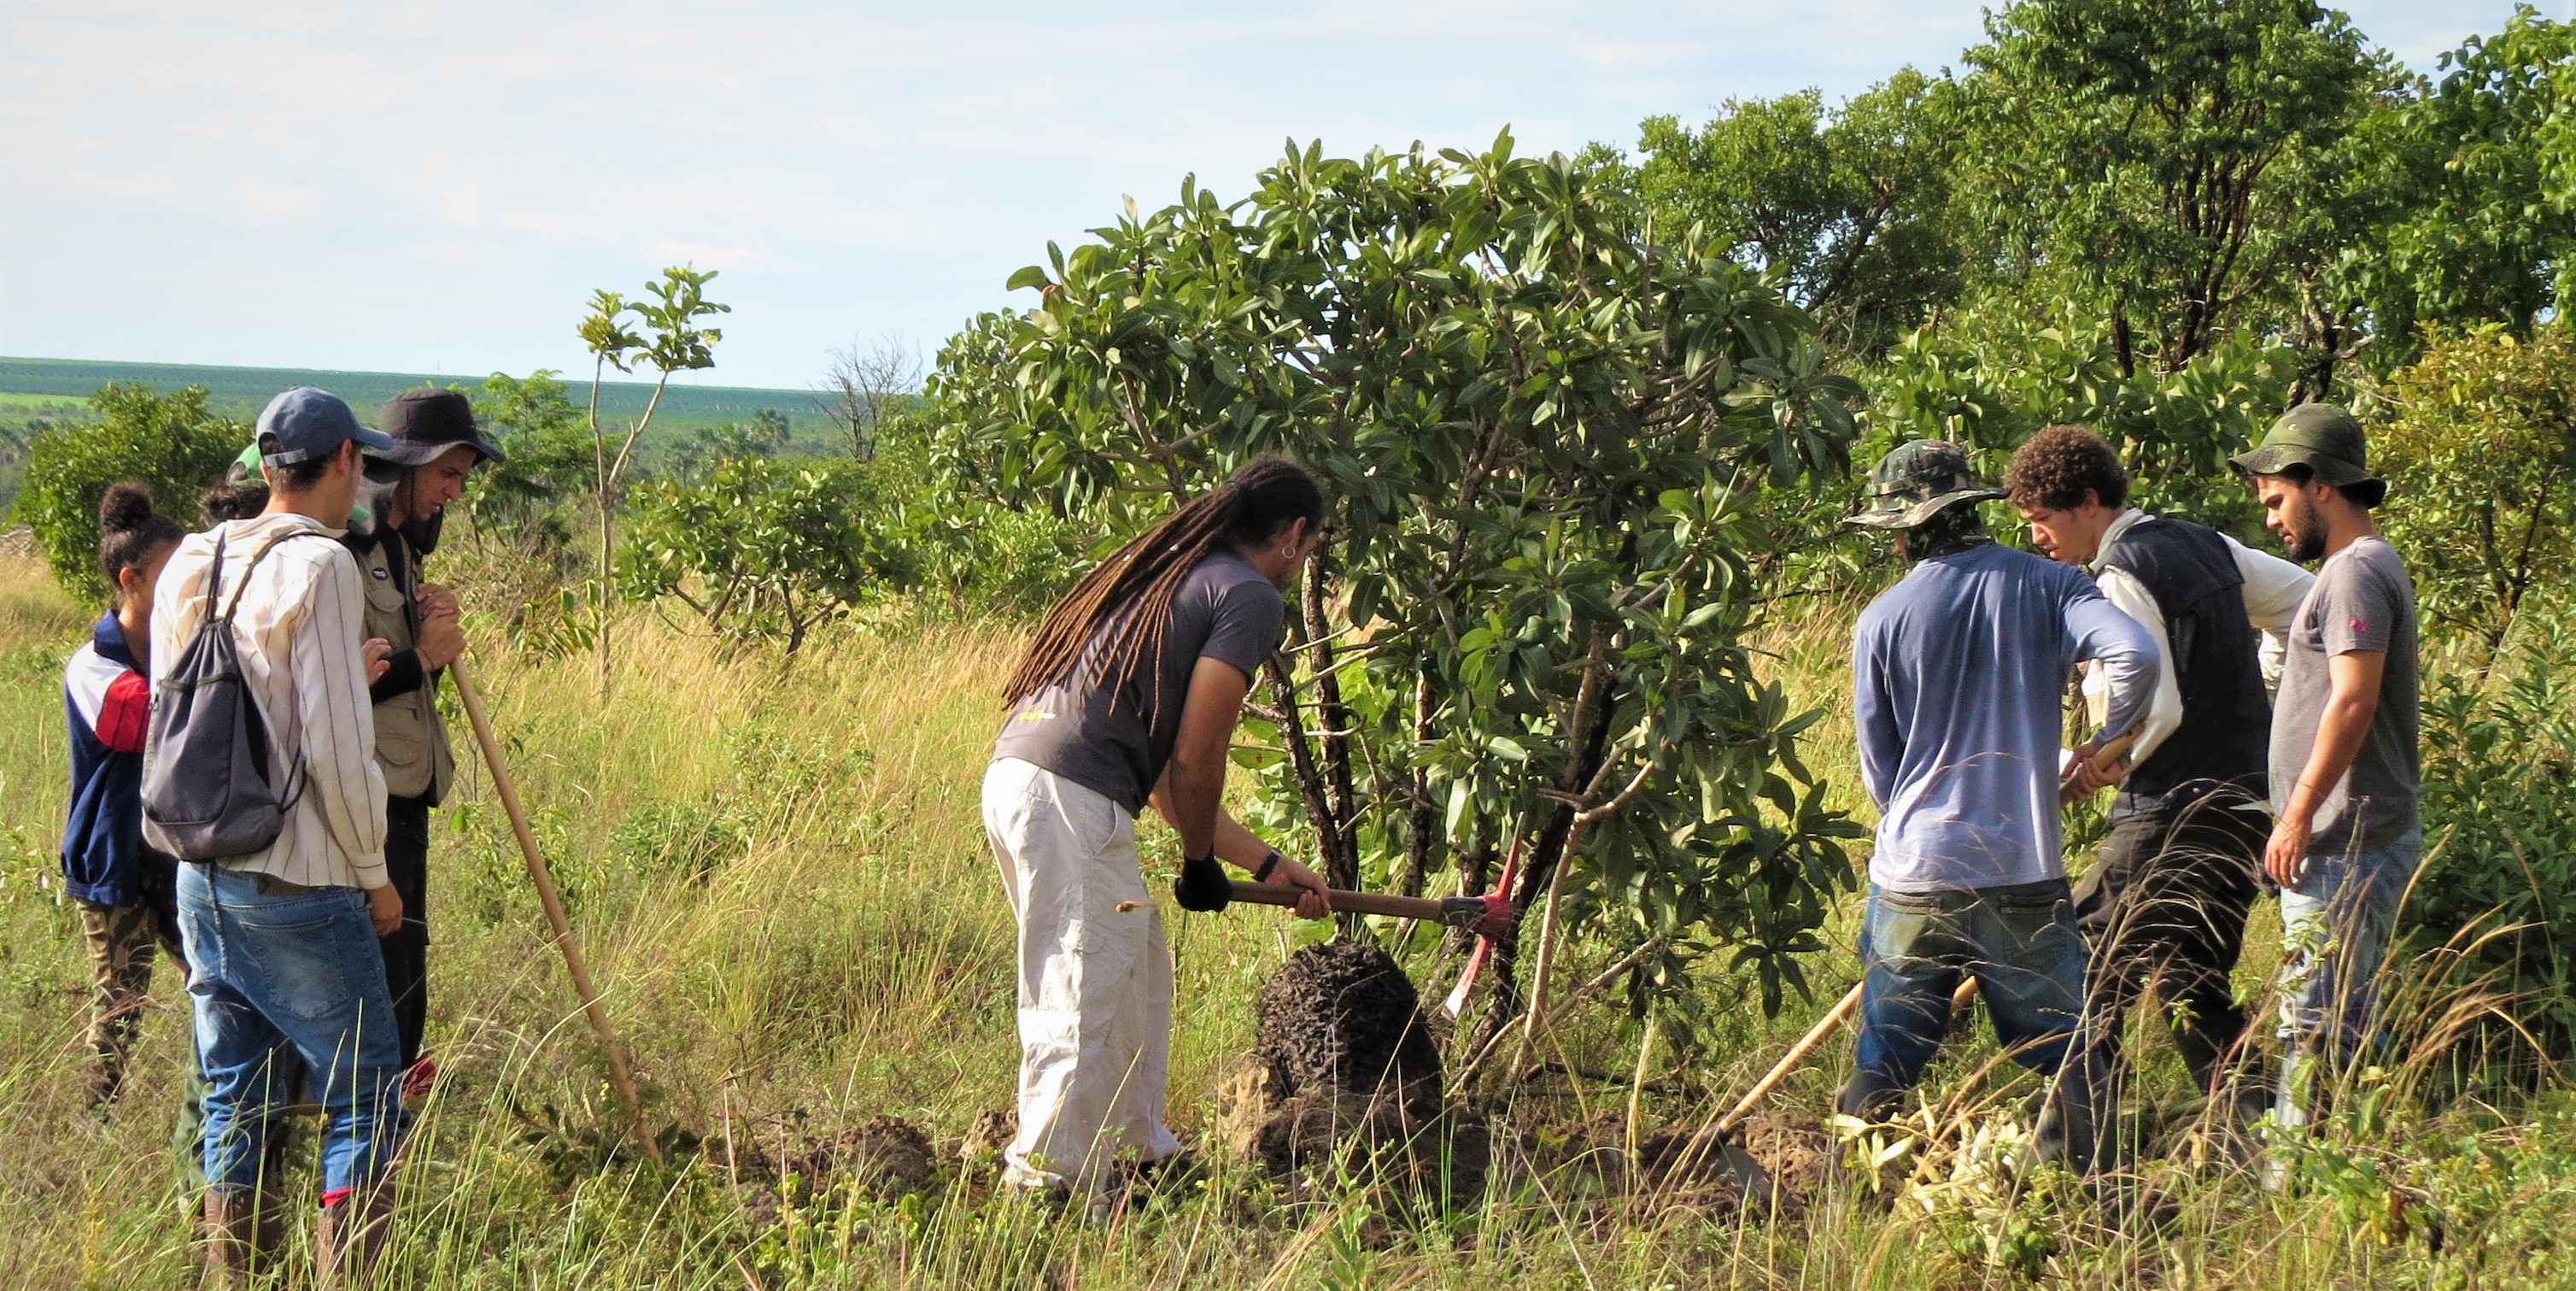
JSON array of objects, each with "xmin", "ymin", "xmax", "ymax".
[{"xmin": 0, "ymin": 1, "xmax": 2552, "ymax": 390}]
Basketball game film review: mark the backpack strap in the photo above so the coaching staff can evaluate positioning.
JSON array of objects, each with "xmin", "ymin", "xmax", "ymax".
[
  {"xmin": 201, "ymin": 533, "xmax": 229, "ymax": 620},
  {"xmin": 216, "ymin": 527, "xmax": 336, "ymax": 625}
]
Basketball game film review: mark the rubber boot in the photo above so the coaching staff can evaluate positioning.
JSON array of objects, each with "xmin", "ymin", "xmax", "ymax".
[
  {"xmin": 313, "ymin": 1184, "xmax": 395, "ymax": 1288},
  {"xmin": 202, "ymin": 1189, "xmax": 283, "ymax": 1288}
]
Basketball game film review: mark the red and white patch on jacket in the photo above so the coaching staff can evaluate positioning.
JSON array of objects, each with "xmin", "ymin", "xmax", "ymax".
[{"xmin": 66, "ymin": 644, "xmax": 149, "ymax": 754}]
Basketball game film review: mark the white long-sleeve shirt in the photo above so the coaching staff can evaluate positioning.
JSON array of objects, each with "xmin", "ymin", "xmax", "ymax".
[
  {"xmin": 2079, "ymin": 508, "xmax": 2315, "ymax": 766},
  {"xmin": 152, "ymin": 513, "xmax": 389, "ymax": 889}
]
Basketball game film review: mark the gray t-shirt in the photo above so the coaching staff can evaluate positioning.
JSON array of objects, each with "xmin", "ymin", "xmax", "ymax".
[
  {"xmin": 2270, "ymin": 535, "xmax": 2419, "ymax": 854},
  {"xmin": 992, "ymin": 550, "xmax": 1287, "ymax": 813}
]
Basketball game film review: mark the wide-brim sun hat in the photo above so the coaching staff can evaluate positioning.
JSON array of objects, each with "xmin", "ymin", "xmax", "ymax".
[
  {"xmin": 1844, "ymin": 438, "xmax": 2005, "ymax": 529},
  {"xmin": 373, "ymin": 387, "xmax": 508, "ymax": 467}
]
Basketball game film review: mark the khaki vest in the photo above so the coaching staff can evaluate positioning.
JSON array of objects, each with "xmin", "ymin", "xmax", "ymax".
[{"xmin": 357, "ymin": 531, "xmax": 455, "ymax": 804}]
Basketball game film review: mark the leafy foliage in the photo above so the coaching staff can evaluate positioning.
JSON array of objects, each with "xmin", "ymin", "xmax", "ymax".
[
  {"xmin": 2370, "ymin": 323, "xmax": 2576, "ymax": 663},
  {"xmin": 2409, "ymin": 631, "xmax": 2576, "ymax": 1049},
  {"xmin": 467, "ymin": 369, "xmax": 593, "ymax": 540},
  {"xmin": 2369, "ymin": 9, "xmax": 2576, "ymax": 360},
  {"xmin": 18, "ymin": 383, "xmax": 244, "ymax": 601},
  {"xmin": 621, "ymin": 455, "xmax": 892, "ymax": 654},
  {"xmin": 1864, "ymin": 300, "xmax": 2294, "ymax": 531},
  {"xmin": 1633, "ymin": 69, "xmax": 1967, "ymax": 357},
  {"xmin": 579, "ymin": 266, "xmax": 732, "ymax": 693},
  {"xmin": 934, "ymin": 134, "xmax": 1867, "ymax": 1036},
  {"xmin": 1959, "ymin": 0, "xmax": 2381, "ymax": 376}
]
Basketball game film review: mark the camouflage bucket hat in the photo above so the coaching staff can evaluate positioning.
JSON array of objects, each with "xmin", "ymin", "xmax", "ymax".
[
  {"xmin": 1846, "ymin": 439, "xmax": 2006, "ymax": 530},
  {"xmin": 2230, "ymin": 403, "xmax": 2382, "ymax": 491}
]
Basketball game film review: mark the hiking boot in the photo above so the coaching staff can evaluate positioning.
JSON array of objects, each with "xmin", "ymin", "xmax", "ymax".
[
  {"xmin": 314, "ymin": 1184, "xmax": 395, "ymax": 1288},
  {"xmin": 202, "ymin": 1189, "xmax": 284, "ymax": 1288}
]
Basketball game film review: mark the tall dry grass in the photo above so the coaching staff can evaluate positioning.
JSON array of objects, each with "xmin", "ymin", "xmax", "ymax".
[{"xmin": 0, "ymin": 553, "xmax": 2571, "ymax": 1288}]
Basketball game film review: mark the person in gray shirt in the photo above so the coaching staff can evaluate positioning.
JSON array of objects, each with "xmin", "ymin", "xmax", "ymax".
[
  {"xmin": 2232, "ymin": 404, "xmax": 2421, "ymax": 1143},
  {"xmin": 984, "ymin": 456, "xmax": 1332, "ymax": 1209}
]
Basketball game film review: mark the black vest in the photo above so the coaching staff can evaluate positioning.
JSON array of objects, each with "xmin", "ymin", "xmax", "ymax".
[{"xmin": 2098, "ymin": 517, "xmax": 2271, "ymax": 797}]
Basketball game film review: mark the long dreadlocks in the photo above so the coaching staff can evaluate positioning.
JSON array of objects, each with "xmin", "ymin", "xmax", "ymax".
[{"xmin": 1004, "ymin": 455, "xmax": 1326, "ymax": 713}]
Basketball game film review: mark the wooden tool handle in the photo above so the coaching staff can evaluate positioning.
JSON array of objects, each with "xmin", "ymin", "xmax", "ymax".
[
  {"xmin": 1229, "ymin": 881, "xmax": 1438, "ymax": 921},
  {"xmin": 453, "ymin": 660, "xmax": 661, "ymax": 1163},
  {"xmin": 1711, "ymin": 975, "xmax": 1981, "ymax": 1138}
]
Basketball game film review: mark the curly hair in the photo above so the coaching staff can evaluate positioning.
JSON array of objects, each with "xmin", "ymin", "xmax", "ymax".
[{"xmin": 2004, "ymin": 424, "xmax": 2128, "ymax": 512}]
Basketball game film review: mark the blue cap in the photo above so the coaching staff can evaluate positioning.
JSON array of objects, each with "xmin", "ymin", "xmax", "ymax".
[{"xmin": 255, "ymin": 387, "xmax": 394, "ymax": 467}]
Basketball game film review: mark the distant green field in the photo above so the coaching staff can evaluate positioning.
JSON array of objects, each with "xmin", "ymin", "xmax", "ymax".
[{"xmin": 0, "ymin": 356, "xmax": 828, "ymax": 435}]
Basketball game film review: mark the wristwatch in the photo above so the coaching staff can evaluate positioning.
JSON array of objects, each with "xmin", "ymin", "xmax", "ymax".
[{"xmin": 1252, "ymin": 848, "xmax": 1282, "ymax": 883}]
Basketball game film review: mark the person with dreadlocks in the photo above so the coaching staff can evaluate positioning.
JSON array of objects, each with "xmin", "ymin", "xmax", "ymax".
[
  {"xmin": 984, "ymin": 455, "xmax": 1333, "ymax": 1207},
  {"xmin": 1840, "ymin": 440, "xmax": 2158, "ymax": 1177}
]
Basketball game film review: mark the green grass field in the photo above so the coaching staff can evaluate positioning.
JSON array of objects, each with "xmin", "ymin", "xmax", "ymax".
[
  {"xmin": 0, "ymin": 554, "xmax": 2571, "ymax": 1288},
  {"xmin": 0, "ymin": 357, "xmax": 833, "ymax": 437}
]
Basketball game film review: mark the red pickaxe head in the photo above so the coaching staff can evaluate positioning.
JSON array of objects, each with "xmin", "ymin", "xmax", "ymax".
[{"xmin": 1434, "ymin": 891, "xmax": 1514, "ymax": 941}]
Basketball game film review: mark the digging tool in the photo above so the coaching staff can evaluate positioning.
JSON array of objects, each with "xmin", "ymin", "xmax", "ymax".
[
  {"xmin": 1664, "ymin": 976, "xmax": 1983, "ymax": 1204},
  {"xmin": 1225, "ymin": 880, "xmax": 1512, "ymax": 938},
  {"xmin": 1439, "ymin": 839, "xmax": 1523, "ymax": 1019},
  {"xmin": 2058, "ymin": 725, "xmax": 2141, "ymax": 807},
  {"xmin": 450, "ymin": 658, "xmax": 662, "ymax": 1164}
]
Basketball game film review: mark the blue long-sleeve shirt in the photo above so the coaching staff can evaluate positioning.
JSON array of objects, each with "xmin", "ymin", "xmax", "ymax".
[{"xmin": 1853, "ymin": 543, "xmax": 2158, "ymax": 893}]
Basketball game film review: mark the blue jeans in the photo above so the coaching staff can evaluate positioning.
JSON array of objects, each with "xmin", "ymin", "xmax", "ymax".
[
  {"xmin": 2274, "ymin": 834, "xmax": 2421, "ymax": 1128},
  {"xmin": 177, "ymin": 864, "xmax": 407, "ymax": 1201},
  {"xmin": 1839, "ymin": 879, "xmax": 2105, "ymax": 1171}
]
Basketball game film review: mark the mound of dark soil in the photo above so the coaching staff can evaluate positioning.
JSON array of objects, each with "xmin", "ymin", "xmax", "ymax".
[
  {"xmin": 957, "ymin": 1106, "xmax": 1016, "ymax": 1178},
  {"xmin": 1238, "ymin": 942, "xmax": 1489, "ymax": 1207},
  {"xmin": 1254, "ymin": 942, "xmax": 1444, "ymax": 1108}
]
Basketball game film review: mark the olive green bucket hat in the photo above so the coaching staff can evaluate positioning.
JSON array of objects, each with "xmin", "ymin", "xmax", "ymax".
[
  {"xmin": 1846, "ymin": 439, "xmax": 2006, "ymax": 529},
  {"xmin": 2230, "ymin": 403, "xmax": 2385, "ymax": 496}
]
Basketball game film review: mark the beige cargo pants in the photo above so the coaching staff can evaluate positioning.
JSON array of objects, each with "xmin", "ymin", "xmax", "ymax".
[{"xmin": 981, "ymin": 757, "xmax": 1181, "ymax": 1196}]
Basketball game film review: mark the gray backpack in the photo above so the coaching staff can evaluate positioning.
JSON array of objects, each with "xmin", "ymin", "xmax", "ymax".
[{"xmin": 142, "ymin": 530, "xmax": 317, "ymax": 861}]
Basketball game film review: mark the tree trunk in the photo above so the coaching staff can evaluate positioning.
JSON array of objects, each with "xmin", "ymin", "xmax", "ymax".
[
  {"xmin": 1261, "ymin": 654, "xmax": 1342, "ymax": 890},
  {"xmin": 1467, "ymin": 624, "xmax": 1617, "ymax": 1060},
  {"xmin": 1398, "ymin": 671, "xmax": 1437, "ymax": 898},
  {"xmin": 1302, "ymin": 555, "xmax": 1359, "ymax": 892}
]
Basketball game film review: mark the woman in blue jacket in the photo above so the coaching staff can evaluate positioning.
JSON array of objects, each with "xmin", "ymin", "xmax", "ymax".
[{"xmin": 62, "ymin": 483, "xmax": 185, "ymax": 1106}]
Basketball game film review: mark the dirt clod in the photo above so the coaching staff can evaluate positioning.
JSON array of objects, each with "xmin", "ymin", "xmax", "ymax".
[
  {"xmin": 1254, "ymin": 942, "xmax": 1443, "ymax": 1109},
  {"xmin": 960, "ymin": 1106, "xmax": 1016, "ymax": 1171},
  {"xmin": 1634, "ymin": 1112, "xmax": 1834, "ymax": 1218}
]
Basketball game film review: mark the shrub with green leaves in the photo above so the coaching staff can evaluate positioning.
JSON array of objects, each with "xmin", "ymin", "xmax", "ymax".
[
  {"xmin": 934, "ymin": 134, "xmax": 1867, "ymax": 1047},
  {"xmin": 17, "ymin": 383, "xmax": 245, "ymax": 601},
  {"xmin": 2370, "ymin": 322, "xmax": 2576, "ymax": 666},
  {"xmin": 619, "ymin": 455, "xmax": 893, "ymax": 654},
  {"xmin": 2407, "ymin": 631, "xmax": 2576, "ymax": 1053}
]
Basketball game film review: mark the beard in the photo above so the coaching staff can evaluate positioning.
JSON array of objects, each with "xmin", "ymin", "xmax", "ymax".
[{"xmin": 2282, "ymin": 491, "xmax": 2327, "ymax": 563}]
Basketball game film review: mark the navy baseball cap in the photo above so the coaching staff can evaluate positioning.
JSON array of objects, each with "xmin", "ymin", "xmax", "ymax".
[{"xmin": 255, "ymin": 387, "xmax": 393, "ymax": 467}]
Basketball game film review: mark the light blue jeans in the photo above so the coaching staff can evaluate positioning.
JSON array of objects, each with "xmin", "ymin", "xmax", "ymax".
[
  {"xmin": 1839, "ymin": 880, "xmax": 2106, "ymax": 1173},
  {"xmin": 176, "ymin": 864, "xmax": 407, "ymax": 1202},
  {"xmin": 2274, "ymin": 833, "xmax": 2421, "ymax": 1129}
]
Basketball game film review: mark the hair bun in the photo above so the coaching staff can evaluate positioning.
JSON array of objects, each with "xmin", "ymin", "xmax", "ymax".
[{"xmin": 98, "ymin": 482, "xmax": 157, "ymax": 534}]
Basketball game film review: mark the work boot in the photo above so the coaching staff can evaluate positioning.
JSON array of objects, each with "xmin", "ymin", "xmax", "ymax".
[
  {"xmin": 202, "ymin": 1189, "xmax": 283, "ymax": 1288},
  {"xmin": 313, "ymin": 1184, "xmax": 396, "ymax": 1288}
]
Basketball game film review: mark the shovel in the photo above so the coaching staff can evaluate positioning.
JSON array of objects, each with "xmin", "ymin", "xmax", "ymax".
[{"xmin": 1665, "ymin": 976, "xmax": 1984, "ymax": 1205}]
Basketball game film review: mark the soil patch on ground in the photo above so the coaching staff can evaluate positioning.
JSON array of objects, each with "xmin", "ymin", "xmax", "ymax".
[{"xmin": 733, "ymin": 1113, "xmax": 940, "ymax": 1222}]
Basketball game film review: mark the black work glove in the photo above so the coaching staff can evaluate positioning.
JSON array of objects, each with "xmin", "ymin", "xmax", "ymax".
[{"xmin": 1173, "ymin": 854, "xmax": 1232, "ymax": 912}]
